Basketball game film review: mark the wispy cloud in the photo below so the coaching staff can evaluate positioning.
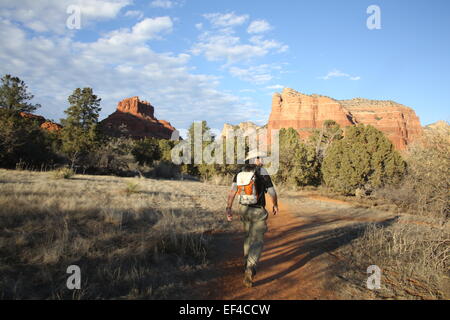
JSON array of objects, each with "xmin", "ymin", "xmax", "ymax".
[
  {"xmin": 229, "ymin": 65, "xmax": 273, "ymax": 84},
  {"xmin": 266, "ymin": 84, "xmax": 284, "ymax": 90},
  {"xmin": 124, "ymin": 10, "xmax": 144, "ymax": 19},
  {"xmin": 149, "ymin": 0, "xmax": 180, "ymax": 9},
  {"xmin": 203, "ymin": 12, "xmax": 249, "ymax": 28},
  {"xmin": 191, "ymin": 13, "xmax": 288, "ymax": 65},
  {"xmin": 318, "ymin": 69, "xmax": 361, "ymax": 81},
  {"xmin": 0, "ymin": 0, "xmax": 132, "ymax": 33},
  {"xmin": 247, "ymin": 19, "xmax": 272, "ymax": 34},
  {"xmin": 0, "ymin": 13, "xmax": 262, "ymax": 130}
]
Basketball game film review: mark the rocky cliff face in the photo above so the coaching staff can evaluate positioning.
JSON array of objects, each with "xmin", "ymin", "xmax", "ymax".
[
  {"xmin": 221, "ymin": 121, "xmax": 263, "ymax": 138},
  {"xmin": 339, "ymin": 98, "xmax": 423, "ymax": 150},
  {"xmin": 269, "ymin": 89, "xmax": 355, "ymax": 140},
  {"xmin": 19, "ymin": 112, "xmax": 62, "ymax": 132},
  {"xmin": 100, "ymin": 96, "xmax": 176, "ymax": 139},
  {"xmin": 267, "ymin": 88, "xmax": 423, "ymax": 150},
  {"xmin": 423, "ymin": 120, "xmax": 449, "ymax": 134}
]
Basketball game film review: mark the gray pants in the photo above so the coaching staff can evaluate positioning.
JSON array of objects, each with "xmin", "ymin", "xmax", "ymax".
[{"xmin": 239, "ymin": 205, "xmax": 268, "ymax": 270}]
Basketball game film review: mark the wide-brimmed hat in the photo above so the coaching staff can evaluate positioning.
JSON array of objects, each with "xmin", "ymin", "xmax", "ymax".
[{"xmin": 245, "ymin": 150, "xmax": 267, "ymax": 161}]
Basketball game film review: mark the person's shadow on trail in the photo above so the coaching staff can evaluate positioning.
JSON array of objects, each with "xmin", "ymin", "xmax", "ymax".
[{"xmin": 253, "ymin": 216, "xmax": 398, "ymax": 287}]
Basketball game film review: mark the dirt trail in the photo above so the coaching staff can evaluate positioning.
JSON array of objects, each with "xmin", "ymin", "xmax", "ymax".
[{"xmin": 203, "ymin": 193, "xmax": 397, "ymax": 300}]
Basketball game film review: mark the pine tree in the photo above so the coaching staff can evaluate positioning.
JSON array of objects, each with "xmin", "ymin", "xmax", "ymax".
[
  {"xmin": 60, "ymin": 88, "xmax": 101, "ymax": 167},
  {"xmin": 0, "ymin": 74, "xmax": 41, "ymax": 113}
]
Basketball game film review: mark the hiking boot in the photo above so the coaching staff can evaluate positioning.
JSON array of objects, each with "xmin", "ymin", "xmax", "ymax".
[{"xmin": 243, "ymin": 267, "xmax": 255, "ymax": 288}]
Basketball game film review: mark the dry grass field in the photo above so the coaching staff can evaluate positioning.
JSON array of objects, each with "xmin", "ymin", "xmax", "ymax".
[
  {"xmin": 0, "ymin": 169, "xmax": 237, "ymax": 299},
  {"xmin": 0, "ymin": 169, "xmax": 448, "ymax": 300}
]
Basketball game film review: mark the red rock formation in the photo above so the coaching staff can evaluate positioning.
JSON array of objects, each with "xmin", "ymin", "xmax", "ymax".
[
  {"xmin": 267, "ymin": 88, "xmax": 423, "ymax": 150},
  {"xmin": 40, "ymin": 120, "xmax": 62, "ymax": 131},
  {"xmin": 221, "ymin": 121, "xmax": 263, "ymax": 138},
  {"xmin": 339, "ymin": 98, "xmax": 423, "ymax": 150},
  {"xmin": 19, "ymin": 111, "xmax": 62, "ymax": 132},
  {"xmin": 100, "ymin": 96, "xmax": 175, "ymax": 139},
  {"xmin": 269, "ymin": 89, "xmax": 355, "ymax": 140}
]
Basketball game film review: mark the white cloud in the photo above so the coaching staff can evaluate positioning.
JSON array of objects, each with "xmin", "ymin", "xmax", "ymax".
[
  {"xmin": 192, "ymin": 31, "xmax": 288, "ymax": 65},
  {"xmin": 0, "ymin": 0, "xmax": 131, "ymax": 33},
  {"xmin": 266, "ymin": 84, "xmax": 284, "ymax": 90},
  {"xmin": 78, "ymin": 0, "xmax": 131, "ymax": 18},
  {"xmin": 150, "ymin": 0, "xmax": 183, "ymax": 9},
  {"xmin": 150, "ymin": 0, "xmax": 172, "ymax": 8},
  {"xmin": 124, "ymin": 10, "xmax": 144, "ymax": 19},
  {"xmin": 319, "ymin": 69, "xmax": 361, "ymax": 81},
  {"xmin": 86, "ymin": 16, "xmax": 173, "ymax": 47},
  {"xmin": 203, "ymin": 12, "xmax": 249, "ymax": 28},
  {"xmin": 247, "ymin": 20, "xmax": 272, "ymax": 34},
  {"xmin": 0, "ymin": 17, "xmax": 262, "ymax": 130},
  {"xmin": 229, "ymin": 65, "xmax": 274, "ymax": 84},
  {"xmin": 191, "ymin": 12, "xmax": 288, "ymax": 65}
]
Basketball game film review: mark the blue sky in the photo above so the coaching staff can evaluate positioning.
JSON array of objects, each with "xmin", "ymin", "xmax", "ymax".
[{"xmin": 0, "ymin": 0, "xmax": 449, "ymax": 136}]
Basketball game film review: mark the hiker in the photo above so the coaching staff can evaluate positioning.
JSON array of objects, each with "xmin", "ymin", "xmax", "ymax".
[{"xmin": 225, "ymin": 150, "xmax": 279, "ymax": 288}]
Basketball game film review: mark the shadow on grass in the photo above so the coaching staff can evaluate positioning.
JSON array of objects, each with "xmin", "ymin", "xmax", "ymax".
[
  {"xmin": 254, "ymin": 217, "xmax": 397, "ymax": 287},
  {"xmin": 0, "ymin": 203, "xmax": 226, "ymax": 300}
]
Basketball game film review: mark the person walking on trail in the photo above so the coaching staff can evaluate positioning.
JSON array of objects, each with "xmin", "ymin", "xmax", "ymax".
[{"xmin": 225, "ymin": 150, "xmax": 279, "ymax": 288}]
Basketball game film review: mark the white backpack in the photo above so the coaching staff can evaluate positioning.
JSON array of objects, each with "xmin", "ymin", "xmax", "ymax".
[{"xmin": 236, "ymin": 170, "xmax": 258, "ymax": 205}]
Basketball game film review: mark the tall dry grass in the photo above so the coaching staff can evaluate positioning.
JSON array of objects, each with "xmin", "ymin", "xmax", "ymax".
[
  {"xmin": 0, "ymin": 169, "xmax": 233, "ymax": 299},
  {"xmin": 342, "ymin": 219, "xmax": 449, "ymax": 299},
  {"xmin": 375, "ymin": 130, "xmax": 449, "ymax": 220}
]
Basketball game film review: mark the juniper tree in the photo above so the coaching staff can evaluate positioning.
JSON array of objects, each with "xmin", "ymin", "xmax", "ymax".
[
  {"xmin": 276, "ymin": 128, "xmax": 321, "ymax": 187},
  {"xmin": 309, "ymin": 120, "xmax": 343, "ymax": 160},
  {"xmin": 322, "ymin": 124, "xmax": 406, "ymax": 195}
]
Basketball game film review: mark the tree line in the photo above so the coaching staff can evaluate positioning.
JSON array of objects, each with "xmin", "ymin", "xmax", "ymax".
[
  {"xmin": 3, "ymin": 73, "xmax": 445, "ymax": 215},
  {"xmin": 0, "ymin": 74, "xmax": 406, "ymax": 192},
  {"xmin": 0, "ymin": 74, "xmax": 177, "ymax": 176}
]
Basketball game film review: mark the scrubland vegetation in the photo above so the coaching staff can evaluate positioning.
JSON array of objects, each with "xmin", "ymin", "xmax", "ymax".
[
  {"xmin": 0, "ymin": 74, "xmax": 448, "ymax": 299},
  {"xmin": 0, "ymin": 170, "xmax": 234, "ymax": 299}
]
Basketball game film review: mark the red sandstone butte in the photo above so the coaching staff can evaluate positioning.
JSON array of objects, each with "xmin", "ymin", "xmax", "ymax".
[
  {"xmin": 100, "ymin": 96, "xmax": 176, "ymax": 139},
  {"xmin": 267, "ymin": 88, "xmax": 423, "ymax": 150},
  {"xmin": 19, "ymin": 111, "xmax": 62, "ymax": 132}
]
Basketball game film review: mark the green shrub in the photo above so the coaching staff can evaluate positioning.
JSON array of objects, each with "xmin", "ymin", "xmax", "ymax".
[
  {"xmin": 0, "ymin": 109, "xmax": 59, "ymax": 168},
  {"xmin": 275, "ymin": 128, "xmax": 321, "ymax": 187},
  {"xmin": 132, "ymin": 137, "xmax": 161, "ymax": 166},
  {"xmin": 322, "ymin": 124, "xmax": 406, "ymax": 195}
]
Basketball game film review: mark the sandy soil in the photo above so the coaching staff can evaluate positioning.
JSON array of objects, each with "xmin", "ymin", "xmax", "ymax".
[{"xmin": 201, "ymin": 193, "xmax": 397, "ymax": 300}]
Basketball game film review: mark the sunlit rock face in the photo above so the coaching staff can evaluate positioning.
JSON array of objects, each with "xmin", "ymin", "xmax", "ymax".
[
  {"xmin": 267, "ymin": 88, "xmax": 423, "ymax": 150},
  {"xmin": 101, "ymin": 96, "xmax": 176, "ymax": 139}
]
